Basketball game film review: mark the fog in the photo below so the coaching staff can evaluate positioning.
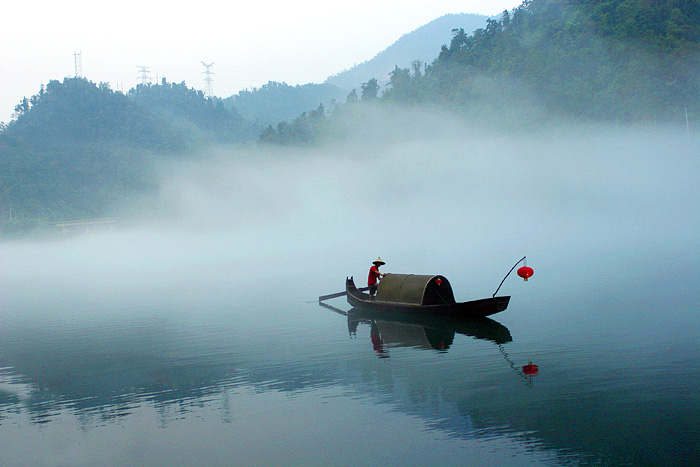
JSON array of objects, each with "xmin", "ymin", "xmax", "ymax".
[
  {"xmin": 2, "ymin": 108, "xmax": 699, "ymax": 318},
  {"xmin": 2, "ymin": 107, "xmax": 699, "ymax": 467}
]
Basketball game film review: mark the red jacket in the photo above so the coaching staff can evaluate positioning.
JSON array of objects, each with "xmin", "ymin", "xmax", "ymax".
[{"xmin": 368, "ymin": 265, "xmax": 382, "ymax": 286}]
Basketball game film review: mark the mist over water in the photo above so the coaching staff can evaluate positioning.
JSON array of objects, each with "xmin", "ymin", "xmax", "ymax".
[
  {"xmin": 4, "ymin": 110, "xmax": 698, "ymax": 303},
  {"xmin": 1, "ymin": 109, "xmax": 699, "ymax": 466}
]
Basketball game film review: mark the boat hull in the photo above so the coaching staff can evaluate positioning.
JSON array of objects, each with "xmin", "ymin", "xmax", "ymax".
[{"xmin": 346, "ymin": 277, "xmax": 509, "ymax": 318}]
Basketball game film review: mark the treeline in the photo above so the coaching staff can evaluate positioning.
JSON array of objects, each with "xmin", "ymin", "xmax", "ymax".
[
  {"xmin": 258, "ymin": 80, "xmax": 380, "ymax": 145},
  {"xmin": 396, "ymin": 0, "xmax": 700, "ymax": 120},
  {"xmin": 129, "ymin": 79, "xmax": 259, "ymax": 144},
  {"xmin": 5, "ymin": 78, "xmax": 181, "ymax": 151},
  {"xmin": 0, "ymin": 77, "xmax": 258, "ymax": 236},
  {"xmin": 225, "ymin": 81, "xmax": 346, "ymax": 127},
  {"xmin": 3, "ymin": 0, "xmax": 700, "ymax": 234},
  {"xmin": 261, "ymin": 0, "xmax": 700, "ymax": 146}
]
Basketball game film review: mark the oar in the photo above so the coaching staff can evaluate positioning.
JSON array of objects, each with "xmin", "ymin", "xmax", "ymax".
[
  {"xmin": 319, "ymin": 290, "xmax": 347, "ymax": 301},
  {"xmin": 318, "ymin": 301, "xmax": 348, "ymax": 316},
  {"xmin": 319, "ymin": 287, "xmax": 369, "ymax": 302}
]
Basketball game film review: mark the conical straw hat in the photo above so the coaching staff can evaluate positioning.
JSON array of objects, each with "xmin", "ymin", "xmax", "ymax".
[{"xmin": 373, "ymin": 257, "xmax": 385, "ymax": 265}]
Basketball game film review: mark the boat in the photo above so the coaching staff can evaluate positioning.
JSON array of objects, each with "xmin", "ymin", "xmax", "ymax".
[{"xmin": 345, "ymin": 274, "xmax": 510, "ymax": 318}]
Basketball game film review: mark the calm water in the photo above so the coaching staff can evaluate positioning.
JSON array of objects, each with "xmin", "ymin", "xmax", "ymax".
[
  {"xmin": 1, "ymin": 244, "xmax": 698, "ymax": 467},
  {"xmin": 1, "ymin": 125, "xmax": 699, "ymax": 466}
]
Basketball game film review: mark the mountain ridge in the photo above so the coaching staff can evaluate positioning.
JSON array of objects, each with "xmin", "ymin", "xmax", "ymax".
[{"xmin": 325, "ymin": 13, "xmax": 489, "ymax": 91}]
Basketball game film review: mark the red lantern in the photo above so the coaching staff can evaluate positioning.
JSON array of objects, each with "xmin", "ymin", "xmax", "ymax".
[
  {"xmin": 522, "ymin": 362, "xmax": 539, "ymax": 375},
  {"xmin": 517, "ymin": 266, "xmax": 534, "ymax": 281},
  {"xmin": 435, "ymin": 278, "xmax": 442, "ymax": 286}
]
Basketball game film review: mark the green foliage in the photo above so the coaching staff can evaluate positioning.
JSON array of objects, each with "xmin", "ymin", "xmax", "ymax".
[
  {"xmin": 6, "ymin": 78, "xmax": 180, "ymax": 150},
  {"xmin": 360, "ymin": 79, "xmax": 380, "ymax": 100},
  {"xmin": 345, "ymin": 89, "xmax": 359, "ymax": 102},
  {"xmin": 263, "ymin": 0, "xmax": 700, "ymax": 147},
  {"xmin": 4, "ymin": 0, "xmax": 700, "ymax": 232},
  {"xmin": 0, "ymin": 77, "xmax": 259, "ymax": 235},
  {"xmin": 382, "ymin": 63, "xmax": 425, "ymax": 103},
  {"xmin": 225, "ymin": 81, "xmax": 346, "ymax": 127},
  {"xmin": 129, "ymin": 79, "xmax": 258, "ymax": 144},
  {"xmin": 0, "ymin": 136, "xmax": 159, "ymax": 236},
  {"xmin": 259, "ymin": 104, "xmax": 328, "ymax": 145},
  {"xmin": 382, "ymin": 0, "xmax": 700, "ymax": 120},
  {"xmin": 325, "ymin": 13, "xmax": 489, "ymax": 91}
]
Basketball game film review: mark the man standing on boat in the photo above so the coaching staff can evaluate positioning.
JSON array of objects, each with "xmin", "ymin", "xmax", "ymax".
[{"xmin": 368, "ymin": 258, "xmax": 386, "ymax": 299}]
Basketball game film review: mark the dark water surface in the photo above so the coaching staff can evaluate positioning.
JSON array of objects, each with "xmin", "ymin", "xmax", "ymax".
[
  {"xmin": 1, "ymin": 248, "xmax": 698, "ymax": 467},
  {"xmin": 1, "ymin": 126, "xmax": 699, "ymax": 466}
]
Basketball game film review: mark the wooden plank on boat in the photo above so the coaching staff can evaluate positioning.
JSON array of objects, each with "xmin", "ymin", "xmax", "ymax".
[
  {"xmin": 319, "ymin": 287, "xmax": 369, "ymax": 302},
  {"xmin": 344, "ymin": 276, "xmax": 509, "ymax": 318}
]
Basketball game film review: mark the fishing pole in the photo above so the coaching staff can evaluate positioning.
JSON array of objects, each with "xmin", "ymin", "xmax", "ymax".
[{"xmin": 492, "ymin": 256, "xmax": 528, "ymax": 297}]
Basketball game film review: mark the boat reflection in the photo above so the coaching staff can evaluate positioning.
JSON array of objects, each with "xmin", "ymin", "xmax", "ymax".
[
  {"xmin": 319, "ymin": 302, "xmax": 512, "ymax": 355},
  {"xmin": 2, "ymin": 303, "xmax": 512, "ymax": 427}
]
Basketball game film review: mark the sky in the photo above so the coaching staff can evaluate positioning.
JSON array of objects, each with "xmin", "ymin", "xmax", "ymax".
[{"xmin": 0, "ymin": 0, "xmax": 523, "ymax": 124}]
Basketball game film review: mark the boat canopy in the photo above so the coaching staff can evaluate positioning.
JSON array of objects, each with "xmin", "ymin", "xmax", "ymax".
[{"xmin": 376, "ymin": 274, "xmax": 456, "ymax": 306}]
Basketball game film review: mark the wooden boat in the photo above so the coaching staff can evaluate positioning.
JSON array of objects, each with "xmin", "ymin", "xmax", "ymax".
[{"xmin": 345, "ymin": 274, "xmax": 510, "ymax": 318}]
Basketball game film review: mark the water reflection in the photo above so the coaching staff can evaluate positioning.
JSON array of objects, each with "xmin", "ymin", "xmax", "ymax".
[
  {"xmin": 0, "ymin": 293, "xmax": 697, "ymax": 467},
  {"xmin": 320, "ymin": 301, "xmax": 512, "ymax": 352},
  {"xmin": 3, "ymin": 301, "xmax": 518, "ymax": 428},
  {"xmin": 319, "ymin": 301, "xmax": 543, "ymax": 388},
  {"xmin": 1, "ymin": 121, "xmax": 698, "ymax": 465},
  {"xmin": 0, "ymin": 315, "xmax": 238, "ymax": 427}
]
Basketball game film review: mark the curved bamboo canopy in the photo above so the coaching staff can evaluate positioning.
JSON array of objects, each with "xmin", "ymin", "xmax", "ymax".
[{"xmin": 376, "ymin": 274, "xmax": 456, "ymax": 306}]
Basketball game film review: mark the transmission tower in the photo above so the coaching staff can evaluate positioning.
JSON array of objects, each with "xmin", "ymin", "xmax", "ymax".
[
  {"xmin": 74, "ymin": 50, "xmax": 82, "ymax": 78},
  {"xmin": 201, "ymin": 62, "xmax": 214, "ymax": 97},
  {"xmin": 137, "ymin": 66, "xmax": 151, "ymax": 85}
]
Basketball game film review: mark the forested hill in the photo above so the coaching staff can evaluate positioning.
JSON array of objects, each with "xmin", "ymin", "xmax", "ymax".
[
  {"xmin": 382, "ymin": 0, "xmax": 700, "ymax": 120},
  {"xmin": 4, "ymin": 78, "xmax": 182, "ymax": 151},
  {"xmin": 224, "ymin": 81, "xmax": 347, "ymax": 127},
  {"xmin": 128, "ymin": 79, "xmax": 259, "ymax": 144},
  {"xmin": 324, "ymin": 13, "xmax": 489, "ymax": 92},
  {"xmin": 0, "ymin": 78, "xmax": 259, "ymax": 235},
  {"xmin": 4, "ymin": 78, "xmax": 258, "ymax": 148},
  {"xmin": 3, "ymin": 0, "xmax": 700, "ymax": 234},
  {"xmin": 263, "ymin": 0, "xmax": 700, "ymax": 145}
]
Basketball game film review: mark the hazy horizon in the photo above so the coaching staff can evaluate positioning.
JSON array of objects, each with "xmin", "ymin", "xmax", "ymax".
[
  {"xmin": 3, "ymin": 108, "xmax": 698, "ymax": 308},
  {"xmin": 0, "ymin": 0, "xmax": 522, "ymax": 124}
]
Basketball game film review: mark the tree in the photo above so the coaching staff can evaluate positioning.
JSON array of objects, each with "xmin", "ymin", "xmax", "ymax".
[
  {"xmin": 384, "ymin": 66, "xmax": 413, "ymax": 102},
  {"xmin": 385, "ymin": 0, "xmax": 700, "ymax": 120},
  {"xmin": 360, "ymin": 78, "xmax": 379, "ymax": 100}
]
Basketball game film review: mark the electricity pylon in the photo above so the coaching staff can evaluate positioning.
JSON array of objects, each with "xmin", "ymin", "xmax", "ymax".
[
  {"xmin": 137, "ymin": 66, "xmax": 151, "ymax": 85},
  {"xmin": 201, "ymin": 62, "xmax": 214, "ymax": 98}
]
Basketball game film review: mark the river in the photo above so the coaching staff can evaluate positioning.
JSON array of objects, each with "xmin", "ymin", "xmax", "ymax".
[{"xmin": 1, "ymin": 122, "xmax": 698, "ymax": 466}]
